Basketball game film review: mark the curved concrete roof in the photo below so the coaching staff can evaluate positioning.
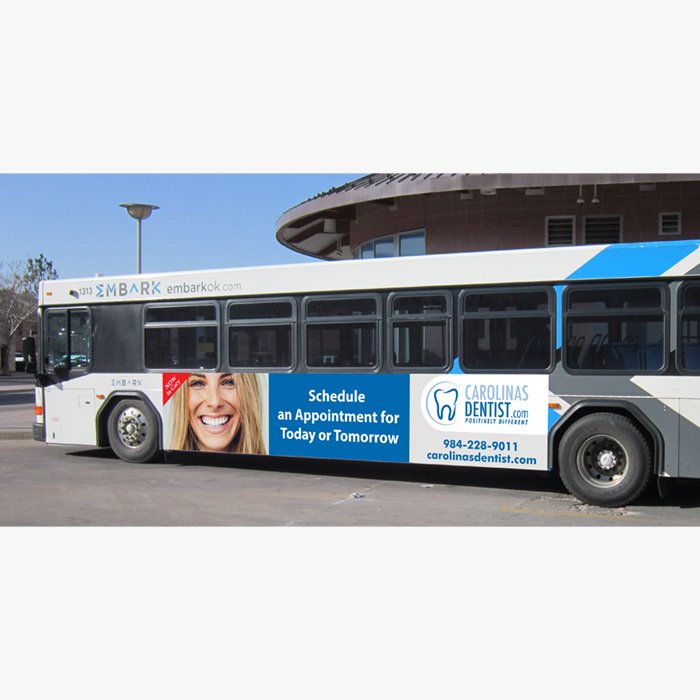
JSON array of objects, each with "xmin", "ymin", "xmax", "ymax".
[{"xmin": 276, "ymin": 173, "xmax": 700, "ymax": 260}]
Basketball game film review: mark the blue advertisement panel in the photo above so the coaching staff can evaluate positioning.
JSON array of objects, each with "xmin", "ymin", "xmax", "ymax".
[{"xmin": 268, "ymin": 374, "xmax": 410, "ymax": 462}]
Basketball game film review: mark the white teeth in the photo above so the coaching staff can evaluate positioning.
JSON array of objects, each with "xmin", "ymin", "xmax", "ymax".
[{"xmin": 201, "ymin": 416, "xmax": 230, "ymax": 427}]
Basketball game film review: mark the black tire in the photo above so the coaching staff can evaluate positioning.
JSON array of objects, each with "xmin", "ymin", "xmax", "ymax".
[
  {"xmin": 107, "ymin": 398, "xmax": 160, "ymax": 463},
  {"xmin": 558, "ymin": 412, "xmax": 653, "ymax": 507}
]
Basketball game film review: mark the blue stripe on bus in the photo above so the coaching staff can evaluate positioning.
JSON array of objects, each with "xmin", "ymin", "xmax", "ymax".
[
  {"xmin": 548, "ymin": 408, "xmax": 561, "ymax": 431},
  {"xmin": 449, "ymin": 358, "xmax": 464, "ymax": 374},
  {"xmin": 553, "ymin": 284, "xmax": 565, "ymax": 350},
  {"xmin": 566, "ymin": 241, "xmax": 699, "ymax": 281}
]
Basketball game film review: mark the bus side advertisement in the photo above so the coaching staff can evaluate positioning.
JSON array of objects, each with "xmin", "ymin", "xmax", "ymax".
[{"xmin": 156, "ymin": 371, "xmax": 550, "ymax": 469}]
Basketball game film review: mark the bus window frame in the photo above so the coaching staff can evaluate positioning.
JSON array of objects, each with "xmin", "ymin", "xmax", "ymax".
[
  {"xmin": 677, "ymin": 280, "xmax": 700, "ymax": 374},
  {"xmin": 301, "ymin": 292, "xmax": 383, "ymax": 373},
  {"xmin": 562, "ymin": 281, "xmax": 669, "ymax": 375},
  {"xmin": 386, "ymin": 289, "xmax": 453, "ymax": 373},
  {"xmin": 458, "ymin": 285, "xmax": 556, "ymax": 374},
  {"xmin": 225, "ymin": 296, "xmax": 297, "ymax": 372},
  {"xmin": 142, "ymin": 300, "xmax": 221, "ymax": 372}
]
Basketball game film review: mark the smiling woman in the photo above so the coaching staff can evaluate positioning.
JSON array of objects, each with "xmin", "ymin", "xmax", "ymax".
[{"xmin": 167, "ymin": 372, "xmax": 266, "ymax": 454}]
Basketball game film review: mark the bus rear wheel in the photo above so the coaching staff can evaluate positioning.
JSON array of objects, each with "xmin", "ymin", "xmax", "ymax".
[
  {"xmin": 107, "ymin": 398, "xmax": 160, "ymax": 463},
  {"xmin": 558, "ymin": 413, "xmax": 652, "ymax": 507}
]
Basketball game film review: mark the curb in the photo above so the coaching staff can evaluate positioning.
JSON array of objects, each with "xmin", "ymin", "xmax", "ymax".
[{"xmin": 0, "ymin": 431, "xmax": 33, "ymax": 441}]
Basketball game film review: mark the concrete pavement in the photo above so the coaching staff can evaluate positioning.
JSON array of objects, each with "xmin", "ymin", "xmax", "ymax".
[{"xmin": 0, "ymin": 372, "xmax": 35, "ymax": 440}]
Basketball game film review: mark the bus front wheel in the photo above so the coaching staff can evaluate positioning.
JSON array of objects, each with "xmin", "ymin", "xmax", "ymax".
[
  {"xmin": 558, "ymin": 413, "xmax": 652, "ymax": 507},
  {"xmin": 107, "ymin": 399, "xmax": 160, "ymax": 463}
]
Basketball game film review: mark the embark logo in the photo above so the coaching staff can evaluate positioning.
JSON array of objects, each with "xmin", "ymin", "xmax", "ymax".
[
  {"xmin": 423, "ymin": 380, "xmax": 460, "ymax": 426},
  {"xmin": 96, "ymin": 281, "xmax": 161, "ymax": 298}
]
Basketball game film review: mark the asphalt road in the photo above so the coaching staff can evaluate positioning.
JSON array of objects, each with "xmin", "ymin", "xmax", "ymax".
[
  {"xmin": 0, "ymin": 373, "xmax": 34, "ymax": 439},
  {"xmin": 3, "ymin": 440, "xmax": 700, "ymax": 525}
]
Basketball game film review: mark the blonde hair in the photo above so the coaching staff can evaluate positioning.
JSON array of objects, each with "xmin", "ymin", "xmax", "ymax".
[{"xmin": 168, "ymin": 373, "xmax": 266, "ymax": 455}]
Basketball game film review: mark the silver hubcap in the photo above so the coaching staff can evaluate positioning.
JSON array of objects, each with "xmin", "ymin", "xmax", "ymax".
[
  {"xmin": 116, "ymin": 407, "xmax": 148, "ymax": 449},
  {"xmin": 576, "ymin": 434, "xmax": 628, "ymax": 489}
]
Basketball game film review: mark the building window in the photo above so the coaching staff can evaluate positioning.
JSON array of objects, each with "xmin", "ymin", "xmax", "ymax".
[
  {"xmin": 374, "ymin": 236, "xmax": 394, "ymax": 258},
  {"xmin": 354, "ymin": 230, "xmax": 425, "ymax": 259},
  {"xmin": 659, "ymin": 212, "xmax": 681, "ymax": 236},
  {"xmin": 584, "ymin": 216, "xmax": 622, "ymax": 244},
  {"xmin": 399, "ymin": 231, "xmax": 425, "ymax": 256},
  {"xmin": 546, "ymin": 216, "xmax": 575, "ymax": 246}
]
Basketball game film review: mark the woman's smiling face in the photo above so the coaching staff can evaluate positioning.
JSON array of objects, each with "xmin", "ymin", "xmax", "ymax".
[{"xmin": 187, "ymin": 373, "xmax": 241, "ymax": 451}]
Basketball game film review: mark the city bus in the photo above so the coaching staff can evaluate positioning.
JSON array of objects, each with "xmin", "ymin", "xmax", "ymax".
[{"xmin": 32, "ymin": 239, "xmax": 700, "ymax": 508}]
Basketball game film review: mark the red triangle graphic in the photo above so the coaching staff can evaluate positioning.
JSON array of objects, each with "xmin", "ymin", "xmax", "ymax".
[{"xmin": 162, "ymin": 373, "xmax": 191, "ymax": 405}]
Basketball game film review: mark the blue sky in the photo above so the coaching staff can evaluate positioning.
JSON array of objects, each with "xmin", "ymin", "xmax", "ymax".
[{"xmin": 0, "ymin": 174, "xmax": 362, "ymax": 279}]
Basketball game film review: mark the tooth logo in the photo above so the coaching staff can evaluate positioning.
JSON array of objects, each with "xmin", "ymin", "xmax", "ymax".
[
  {"xmin": 424, "ymin": 381, "xmax": 460, "ymax": 426},
  {"xmin": 434, "ymin": 388, "xmax": 458, "ymax": 421}
]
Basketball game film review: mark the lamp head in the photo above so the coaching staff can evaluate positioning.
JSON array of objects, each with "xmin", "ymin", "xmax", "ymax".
[{"xmin": 120, "ymin": 203, "xmax": 159, "ymax": 220}]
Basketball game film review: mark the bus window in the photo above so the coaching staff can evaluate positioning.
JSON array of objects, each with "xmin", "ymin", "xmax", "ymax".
[
  {"xmin": 46, "ymin": 310, "xmax": 68, "ymax": 372},
  {"xmin": 564, "ymin": 285, "xmax": 666, "ymax": 372},
  {"xmin": 45, "ymin": 308, "xmax": 91, "ymax": 374},
  {"xmin": 460, "ymin": 288, "xmax": 553, "ymax": 372},
  {"xmin": 389, "ymin": 292, "xmax": 451, "ymax": 371},
  {"xmin": 304, "ymin": 295, "xmax": 380, "ymax": 369},
  {"xmin": 228, "ymin": 299, "xmax": 294, "ymax": 369},
  {"xmin": 680, "ymin": 283, "xmax": 700, "ymax": 371},
  {"xmin": 69, "ymin": 310, "xmax": 91, "ymax": 370},
  {"xmin": 144, "ymin": 303, "xmax": 218, "ymax": 370}
]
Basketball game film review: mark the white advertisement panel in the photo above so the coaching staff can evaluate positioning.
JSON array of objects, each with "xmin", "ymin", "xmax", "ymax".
[{"xmin": 410, "ymin": 374, "xmax": 550, "ymax": 471}]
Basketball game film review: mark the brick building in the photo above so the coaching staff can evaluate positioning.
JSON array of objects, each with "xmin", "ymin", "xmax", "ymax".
[{"xmin": 276, "ymin": 174, "xmax": 700, "ymax": 261}]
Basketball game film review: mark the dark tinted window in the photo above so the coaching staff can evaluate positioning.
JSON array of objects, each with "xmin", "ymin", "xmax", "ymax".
[
  {"xmin": 306, "ymin": 324, "xmax": 377, "ymax": 368},
  {"xmin": 145, "ymin": 305, "xmax": 216, "ymax": 323},
  {"xmin": 565, "ymin": 285, "xmax": 665, "ymax": 372},
  {"xmin": 392, "ymin": 322, "xmax": 447, "ymax": 368},
  {"xmin": 69, "ymin": 310, "xmax": 91, "ymax": 370},
  {"xmin": 461, "ymin": 288, "xmax": 552, "ymax": 371},
  {"xmin": 45, "ymin": 308, "xmax": 91, "ymax": 374},
  {"xmin": 680, "ymin": 283, "xmax": 700, "ymax": 371},
  {"xmin": 229, "ymin": 301, "xmax": 292, "ymax": 321},
  {"xmin": 464, "ymin": 291, "xmax": 549, "ymax": 313},
  {"xmin": 568, "ymin": 287, "xmax": 661, "ymax": 312},
  {"xmin": 390, "ymin": 293, "xmax": 450, "ymax": 369},
  {"xmin": 393, "ymin": 295, "xmax": 447, "ymax": 316},
  {"xmin": 229, "ymin": 326, "xmax": 292, "ymax": 368},
  {"xmin": 46, "ymin": 310, "xmax": 68, "ymax": 372},
  {"xmin": 304, "ymin": 295, "xmax": 380, "ymax": 370},
  {"xmin": 145, "ymin": 327, "xmax": 218, "ymax": 370},
  {"xmin": 144, "ymin": 303, "xmax": 218, "ymax": 369},
  {"xmin": 683, "ymin": 285, "xmax": 700, "ymax": 309},
  {"xmin": 307, "ymin": 297, "xmax": 377, "ymax": 317},
  {"xmin": 227, "ymin": 299, "xmax": 294, "ymax": 369}
]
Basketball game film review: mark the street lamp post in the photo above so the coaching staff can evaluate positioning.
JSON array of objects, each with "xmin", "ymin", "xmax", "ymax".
[{"xmin": 119, "ymin": 203, "xmax": 159, "ymax": 274}]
